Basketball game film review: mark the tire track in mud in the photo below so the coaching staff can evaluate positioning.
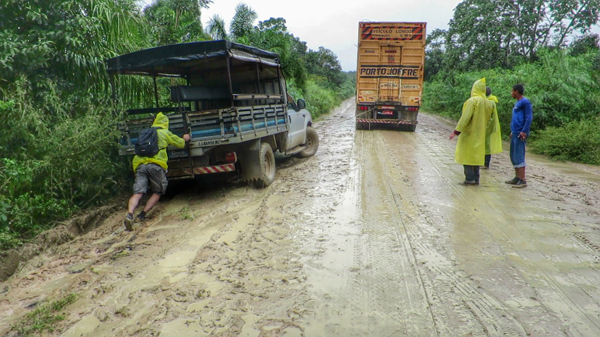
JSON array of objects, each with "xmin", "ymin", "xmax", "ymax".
[
  {"xmin": 350, "ymin": 130, "xmax": 438, "ymax": 337},
  {"xmin": 377, "ymin": 113, "xmax": 600, "ymax": 336},
  {"xmin": 362, "ymin": 130, "xmax": 524, "ymax": 337}
]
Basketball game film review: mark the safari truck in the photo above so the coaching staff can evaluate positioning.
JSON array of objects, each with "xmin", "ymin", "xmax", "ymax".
[
  {"xmin": 355, "ymin": 22, "xmax": 426, "ymax": 131},
  {"xmin": 107, "ymin": 41, "xmax": 318, "ymax": 188}
]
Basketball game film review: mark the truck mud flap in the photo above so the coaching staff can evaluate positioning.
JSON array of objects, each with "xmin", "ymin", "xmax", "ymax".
[{"xmin": 237, "ymin": 139, "xmax": 261, "ymax": 181}]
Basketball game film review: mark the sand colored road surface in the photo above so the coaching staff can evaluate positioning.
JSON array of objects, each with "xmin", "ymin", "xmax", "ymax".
[{"xmin": 1, "ymin": 99, "xmax": 599, "ymax": 336}]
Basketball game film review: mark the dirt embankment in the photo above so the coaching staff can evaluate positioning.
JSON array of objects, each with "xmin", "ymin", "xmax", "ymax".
[{"xmin": 1, "ymin": 99, "xmax": 599, "ymax": 336}]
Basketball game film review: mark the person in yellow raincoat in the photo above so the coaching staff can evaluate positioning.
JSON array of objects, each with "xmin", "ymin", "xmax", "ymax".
[
  {"xmin": 449, "ymin": 78, "xmax": 501, "ymax": 185},
  {"xmin": 483, "ymin": 86, "xmax": 503, "ymax": 168},
  {"xmin": 124, "ymin": 113, "xmax": 190, "ymax": 231}
]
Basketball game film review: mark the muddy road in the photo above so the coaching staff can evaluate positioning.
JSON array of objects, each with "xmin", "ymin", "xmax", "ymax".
[{"xmin": 1, "ymin": 99, "xmax": 599, "ymax": 337}]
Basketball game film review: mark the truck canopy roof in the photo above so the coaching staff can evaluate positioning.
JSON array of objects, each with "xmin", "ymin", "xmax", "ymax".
[{"xmin": 106, "ymin": 40, "xmax": 280, "ymax": 76}]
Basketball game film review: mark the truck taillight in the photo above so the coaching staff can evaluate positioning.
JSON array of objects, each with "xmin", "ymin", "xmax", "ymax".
[
  {"xmin": 359, "ymin": 106, "xmax": 369, "ymax": 110},
  {"xmin": 226, "ymin": 152, "xmax": 237, "ymax": 163},
  {"xmin": 408, "ymin": 107, "xmax": 419, "ymax": 112}
]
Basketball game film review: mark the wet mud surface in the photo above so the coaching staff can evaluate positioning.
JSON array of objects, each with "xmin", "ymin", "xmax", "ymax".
[{"xmin": 1, "ymin": 99, "xmax": 599, "ymax": 336}]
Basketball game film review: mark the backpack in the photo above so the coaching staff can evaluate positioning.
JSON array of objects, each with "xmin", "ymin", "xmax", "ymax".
[{"xmin": 135, "ymin": 127, "xmax": 160, "ymax": 157}]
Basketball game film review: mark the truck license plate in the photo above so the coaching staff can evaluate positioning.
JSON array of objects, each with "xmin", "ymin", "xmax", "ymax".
[
  {"xmin": 169, "ymin": 150, "xmax": 189, "ymax": 158},
  {"xmin": 381, "ymin": 110, "xmax": 394, "ymax": 115}
]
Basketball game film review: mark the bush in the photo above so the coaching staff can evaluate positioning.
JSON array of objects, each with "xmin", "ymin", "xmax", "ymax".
[
  {"xmin": 0, "ymin": 78, "xmax": 128, "ymax": 249},
  {"xmin": 530, "ymin": 117, "xmax": 600, "ymax": 165},
  {"xmin": 287, "ymin": 73, "xmax": 355, "ymax": 120}
]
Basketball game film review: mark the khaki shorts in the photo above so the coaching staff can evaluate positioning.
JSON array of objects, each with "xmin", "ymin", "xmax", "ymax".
[{"xmin": 133, "ymin": 164, "xmax": 168, "ymax": 195}]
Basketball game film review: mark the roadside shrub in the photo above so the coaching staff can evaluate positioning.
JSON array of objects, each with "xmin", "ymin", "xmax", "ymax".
[
  {"xmin": 0, "ymin": 78, "xmax": 128, "ymax": 249},
  {"xmin": 304, "ymin": 76, "xmax": 340, "ymax": 119},
  {"xmin": 530, "ymin": 117, "xmax": 600, "ymax": 165},
  {"xmin": 287, "ymin": 75, "xmax": 351, "ymax": 120}
]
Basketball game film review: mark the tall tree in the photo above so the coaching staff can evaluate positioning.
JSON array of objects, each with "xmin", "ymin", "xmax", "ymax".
[
  {"xmin": 230, "ymin": 3, "xmax": 257, "ymax": 41},
  {"xmin": 442, "ymin": 0, "xmax": 600, "ymax": 71},
  {"xmin": 0, "ymin": 0, "xmax": 147, "ymax": 99},
  {"xmin": 144, "ymin": 0, "xmax": 212, "ymax": 45},
  {"xmin": 304, "ymin": 47, "xmax": 344, "ymax": 87},
  {"xmin": 248, "ymin": 18, "xmax": 307, "ymax": 88},
  {"xmin": 424, "ymin": 29, "xmax": 448, "ymax": 80},
  {"xmin": 205, "ymin": 14, "xmax": 228, "ymax": 40}
]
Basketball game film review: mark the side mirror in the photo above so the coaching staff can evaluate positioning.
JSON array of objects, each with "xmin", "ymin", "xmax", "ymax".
[{"xmin": 297, "ymin": 99, "xmax": 306, "ymax": 110}]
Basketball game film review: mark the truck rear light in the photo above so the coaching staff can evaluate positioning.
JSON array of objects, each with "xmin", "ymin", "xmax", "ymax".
[
  {"xmin": 407, "ymin": 107, "xmax": 419, "ymax": 112},
  {"xmin": 225, "ymin": 152, "xmax": 237, "ymax": 163},
  {"xmin": 358, "ymin": 106, "xmax": 369, "ymax": 110}
]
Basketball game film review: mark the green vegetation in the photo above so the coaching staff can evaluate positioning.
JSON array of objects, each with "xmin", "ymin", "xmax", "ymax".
[
  {"xmin": 11, "ymin": 293, "xmax": 78, "ymax": 336},
  {"xmin": 531, "ymin": 117, "xmax": 600, "ymax": 165},
  {"xmin": 0, "ymin": 0, "xmax": 354, "ymax": 250},
  {"xmin": 423, "ymin": 0, "xmax": 600, "ymax": 165}
]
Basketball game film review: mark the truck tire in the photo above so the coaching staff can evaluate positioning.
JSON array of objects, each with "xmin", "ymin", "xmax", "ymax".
[
  {"xmin": 295, "ymin": 126, "xmax": 319, "ymax": 158},
  {"xmin": 253, "ymin": 142, "xmax": 276, "ymax": 188}
]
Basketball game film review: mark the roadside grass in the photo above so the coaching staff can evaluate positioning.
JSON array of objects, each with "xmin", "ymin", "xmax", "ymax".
[
  {"xmin": 530, "ymin": 117, "xmax": 600, "ymax": 165},
  {"xmin": 11, "ymin": 293, "xmax": 77, "ymax": 336},
  {"xmin": 179, "ymin": 205, "xmax": 195, "ymax": 221}
]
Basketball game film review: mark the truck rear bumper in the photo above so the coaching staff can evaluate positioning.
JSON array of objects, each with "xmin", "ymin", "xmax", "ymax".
[
  {"xmin": 356, "ymin": 119, "xmax": 417, "ymax": 125},
  {"xmin": 183, "ymin": 163, "xmax": 236, "ymax": 176},
  {"xmin": 168, "ymin": 163, "xmax": 236, "ymax": 180}
]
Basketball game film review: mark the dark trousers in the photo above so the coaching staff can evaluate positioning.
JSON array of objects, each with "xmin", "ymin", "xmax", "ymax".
[
  {"xmin": 484, "ymin": 155, "xmax": 491, "ymax": 167},
  {"xmin": 464, "ymin": 165, "xmax": 480, "ymax": 183}
]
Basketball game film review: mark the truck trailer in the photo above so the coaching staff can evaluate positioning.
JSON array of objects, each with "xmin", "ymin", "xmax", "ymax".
[{"xmin": 355, "ymin": 22, "xmax": 427, "ymax": 131}]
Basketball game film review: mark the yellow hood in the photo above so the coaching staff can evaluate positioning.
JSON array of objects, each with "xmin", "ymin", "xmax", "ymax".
[
  {"xmin": 152, "ymin": 112, "xmax": 169, "ymax": 130},
  {"xmin": 470, "ymin": 78, "xmax": 487, "ymax": 99}
]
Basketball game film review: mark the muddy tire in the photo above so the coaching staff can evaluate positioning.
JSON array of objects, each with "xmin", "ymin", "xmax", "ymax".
[
  {"xmin": 295, "ymin": 127, "xmax": 319, "ymax": 158},
  {"xmin": 253, "ymin": 142, "xmax": 276, "ymax": 188}
]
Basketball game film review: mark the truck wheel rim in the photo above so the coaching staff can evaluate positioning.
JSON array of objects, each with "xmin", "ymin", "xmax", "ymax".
[{"xmin": 265, "ymin": 151, "xmax": 273, "ymax": 176}]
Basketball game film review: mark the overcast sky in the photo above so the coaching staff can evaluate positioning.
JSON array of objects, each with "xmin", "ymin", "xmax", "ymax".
[{"xmin": 140, "ymin": 0, "xmax": 600, "ymax": 71}]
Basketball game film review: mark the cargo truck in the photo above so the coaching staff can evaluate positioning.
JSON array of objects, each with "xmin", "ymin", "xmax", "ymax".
[
  {"xmin": 355, "ymin": 21, "xmax": 427, "ymax": 131},
  {"xmin": 107, "ymin": 41, "xmax": 318, "ymax": 188}
]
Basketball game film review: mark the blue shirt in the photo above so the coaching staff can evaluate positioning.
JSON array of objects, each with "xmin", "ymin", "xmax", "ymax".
[{"xmin": 511, "ymin": 97, "xmax": 533, "ymax": 135}]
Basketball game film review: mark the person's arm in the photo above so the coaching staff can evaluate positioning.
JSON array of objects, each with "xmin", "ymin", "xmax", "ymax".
[
  {"xmin": 516, "ymin": 100, "xmax": 532, "ymax": 140},
  {"xmin": 521, "ymin": 100, "xmax": 533, "ymax": 134},
  {"xmin": 165, "ymin": 130, "xmax": 187, "ymax": 148},
  {"xmin": 450, "ymin": 99, "xmax": 474, "ymax": 139},
  {"xmin": 449, "ymin": 130, "xmax": 461, "ymax": 140}
]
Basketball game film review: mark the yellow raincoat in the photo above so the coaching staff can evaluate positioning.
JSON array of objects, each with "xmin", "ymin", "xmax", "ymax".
[
  {"xmin": 132, "ymin": 113, "xmax": 186, "ymax": 172},
  {"xmin": 454, "ymin": 78, "xmax": 498, "ymax": 166},
  {"xmin": 485, "ymin": 94, "xmax": 502, "ymax": 155}
]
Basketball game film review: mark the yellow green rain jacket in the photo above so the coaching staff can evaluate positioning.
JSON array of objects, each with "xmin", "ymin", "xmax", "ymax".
[
  {"xmin": 485, "ymin": 95, "xmax": 502, "ymax": 155},
  {"xmin": 132, "ymin": 113, "xmax": 186, "ymax": 173},
  {"xmin": 454, "ymin": 78, "xmax": 498, "ymax": 166}
]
